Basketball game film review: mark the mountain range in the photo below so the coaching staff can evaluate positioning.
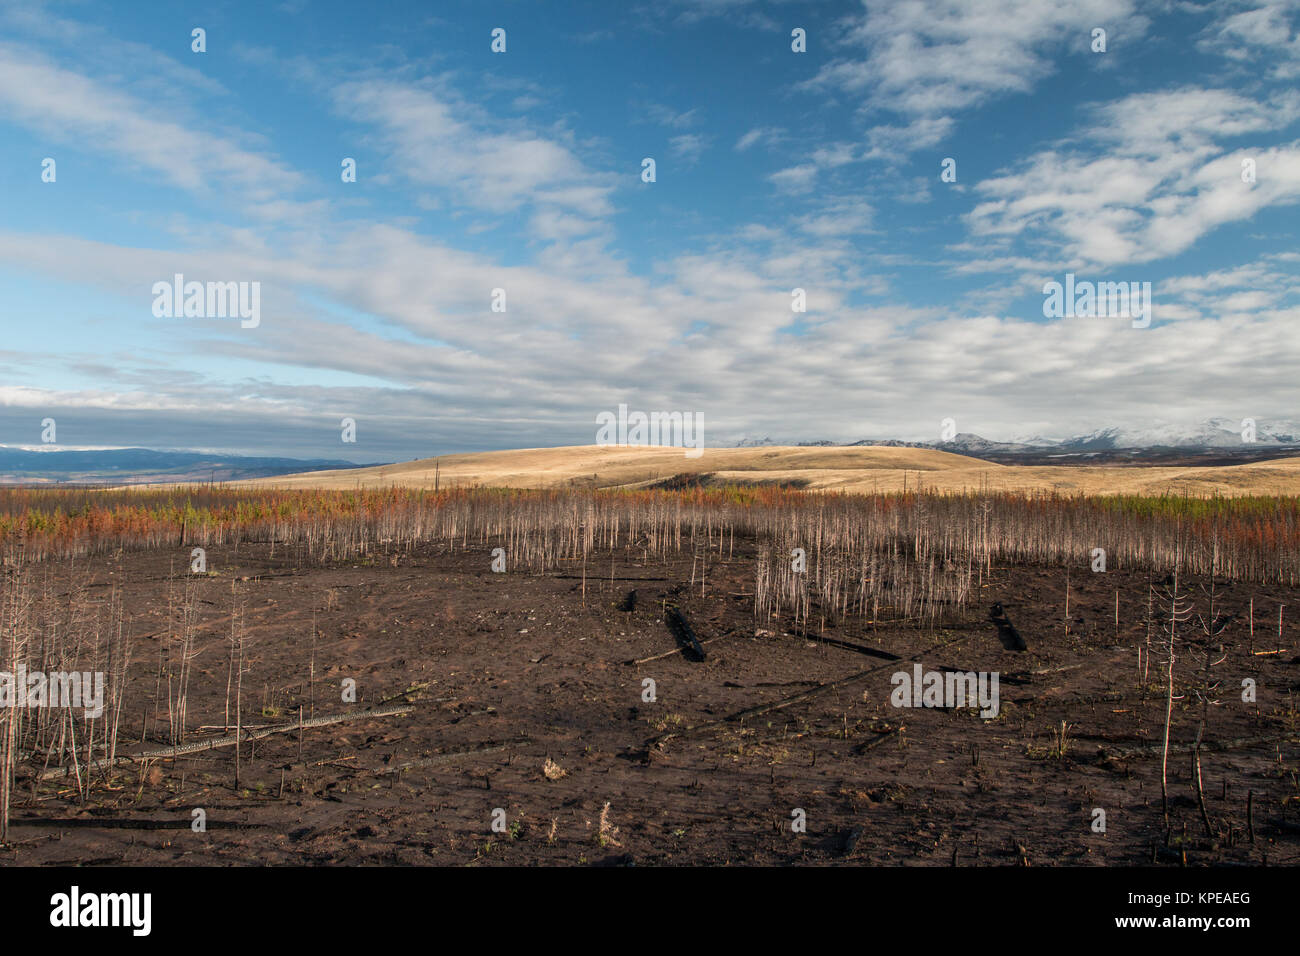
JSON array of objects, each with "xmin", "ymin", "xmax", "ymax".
[
  {"xmin": 4, "ymin": 417, "xmax": 1299, "ymax": 484},
  {"xmin": 755, "ymin": 418, "xmax": 1300, "ymax": 465}
]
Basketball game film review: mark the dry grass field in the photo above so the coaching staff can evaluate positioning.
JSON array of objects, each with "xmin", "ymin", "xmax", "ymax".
[{"xmin": 242, "ymin": 444, "xmax": 1300, "ymax": 498}]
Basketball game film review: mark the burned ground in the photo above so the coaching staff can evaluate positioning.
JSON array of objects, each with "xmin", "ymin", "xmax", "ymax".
[{"xmin": 1, "ymin": 539, "xmax": 1298, "ymax": 866}]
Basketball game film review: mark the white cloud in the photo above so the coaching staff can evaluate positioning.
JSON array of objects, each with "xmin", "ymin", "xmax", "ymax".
[
  {"xmin": 802, "ymin": 0, "xmax": 1143, "ymax": 151},
  {"xmin": 6, "ymin": 225, "xmax": 1299, "ymax": 449},
  {"xmin": 1200, "ymin": 0, "xmax": 1300, "ymax": 78},
  {"xmin": 768, "ymin": 163, "xmax": 819, "ymax": 192},
  {"xmin": 736, "ymin": 126, "xmax": 783, "ymax": 151},
  {"xmin": 333, "ymin": 78, "xmax": 617, "ymax": 228},
  {"xmin": 863, "ymin": 117, "xmax": 954, "ymax": 159},
  {"xmin": 968, "ymin": 89, "xmax": 1300, "ymax": 266},
  {"xmin": 0, "ymin": 43, "xmax": 301, "ymax": 200},
  {"xmin": 767, "ymin": 142, "xmax": 858, "ymax": 191},
  {"xmin": 796, "ymin": 199, "xmax": 874, "ymax": 237},
  {"xmin": 645, "ymin": 103, "xmax": 699, "ymax": 128},
  {"xmin": 670, "ymin": 133, "xmax": 709, "ymax": 165}
]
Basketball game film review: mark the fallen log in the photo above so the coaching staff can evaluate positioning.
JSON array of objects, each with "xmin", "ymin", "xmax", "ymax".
[
  {"xmin": 799, "ymin": 634, "xmax": 901, "ymax": 661},
  {"xmin": 664, "ymin": 607, "xmax": 706, "ymax": 662},
  {"xmin": 852, "ymin": 725, "xmax": 904, "ymax": 755},
  {"xmin": 626, "ymin": 629, "xmax": 736, "ymax": 666},
  {"xmin": 373, "ymin": 738, "xmax": 530, "ymax": 776},
  {"xmin": 644, "ymin": 632, "xmax": 973, "ymax": 750},
  {"xmin": 553, "ymin": 575, "xmax": 669, "ymax": 582},
  {"xmin": 1100, "ymin": 732, "xmax": 1300, "ymax": 759},
  {"xmin": 795, "ymin": 633, "xmax": 1025, "ymax": 684},
  {"xmin": 989, "ymin": 603, "xmax": 1027, "ymax": 651},
  {"xmin": 11, "ymin": 816, "xmax": 265, "ymax": 830},
  {"xmin": 36, "ymin": 703, "xmax": 413, "ymax": 781}
]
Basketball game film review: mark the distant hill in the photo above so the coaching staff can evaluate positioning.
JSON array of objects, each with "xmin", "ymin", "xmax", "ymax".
[
  {"xmin": 0, "ymin": 447, "xmax": 383, "ymax": 485},
  {"xmin": 10, "ymin": 415, "xmax": 1300, "ymax": 490},
  {"xmin": 240, "ymin": 443, "xmax": 1300, "ymax": 498}
]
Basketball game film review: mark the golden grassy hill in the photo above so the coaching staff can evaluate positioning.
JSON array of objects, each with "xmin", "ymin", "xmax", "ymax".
[{"xmin": 239, "ymin": 444, "xmax": 1300, "ymax": 497}]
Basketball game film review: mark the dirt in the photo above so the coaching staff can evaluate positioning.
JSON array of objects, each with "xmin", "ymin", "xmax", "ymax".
[{"xmin": 2, "ymin": 540, "xmax": 1299, "ymax": 866}]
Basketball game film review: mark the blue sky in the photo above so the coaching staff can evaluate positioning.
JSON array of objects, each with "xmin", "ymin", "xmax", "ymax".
[{"xmin": 1, "ymin": 0, "xmax": 1298, "ymax": 461}]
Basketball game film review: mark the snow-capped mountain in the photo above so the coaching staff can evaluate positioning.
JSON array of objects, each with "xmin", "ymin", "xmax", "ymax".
[
  {"xmin": 930, "ymin": 419, "xmax": 1300, "ymax": 464},
  {"xmin": 1064, "ymin": 418, "xmax": 1300, "ymax": 449},
  {"xmin": 727, "ymin": 419, "xmax": 1300, "ymax": 464}
]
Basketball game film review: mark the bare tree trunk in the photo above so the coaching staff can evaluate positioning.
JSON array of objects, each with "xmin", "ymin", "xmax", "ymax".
[
  {"xmin": 1193, "ymin": 721, "xmax": 1212, "ymax": 838},
  {"xmin": 1160, "ymin": 573, "xmax": 1182, "ymax": 841}
]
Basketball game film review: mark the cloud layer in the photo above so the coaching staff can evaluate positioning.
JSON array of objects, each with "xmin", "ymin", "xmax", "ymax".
[{"xmin": 0, "ymin": 1, "xmax": 1297, "ymax": 459}]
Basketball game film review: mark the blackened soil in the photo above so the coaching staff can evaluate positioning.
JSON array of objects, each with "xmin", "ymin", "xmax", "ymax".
[{"xmin": 2, "ymin": 541, "xmax": 1298, "ymax": 866}]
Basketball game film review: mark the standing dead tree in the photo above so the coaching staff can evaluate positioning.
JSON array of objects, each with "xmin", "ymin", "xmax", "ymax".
[
  {"xmin": 1154, "ymin": 568, "xmax": 1195, "ymax": 843},
  {"xmin": 1190, "ymin": 566, "xmax": 1232, "ymax": 839},
  {"xmin": 0, "ymin": 562, "xmax": 25, "ymax": 844}
]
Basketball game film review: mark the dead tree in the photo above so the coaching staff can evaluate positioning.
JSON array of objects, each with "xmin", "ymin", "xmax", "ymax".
[
  {"xmin": 1153, "ymin": 568, "xmax": 1194, "ymax": 842},
  {"xmin": 1190, "ymin": 569, "xmax": 1232, "ymax": 838}
]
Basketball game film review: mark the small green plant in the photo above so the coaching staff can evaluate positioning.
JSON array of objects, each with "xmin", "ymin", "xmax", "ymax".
[
  {"xmin": 1025, "ymin": 721, "xmax": 1073, "ymax": 761},
  {"xmin": 595, "ymin": 801, "xmax": 622, "ymax": 848},
  {"xmin": 1053, "ymin": 720, "xmax": 1072, "ymax": 759}
]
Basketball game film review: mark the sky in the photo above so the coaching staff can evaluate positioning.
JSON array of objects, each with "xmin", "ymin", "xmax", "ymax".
[{"xmin": 0, "ymin": 0, "xmax": 1298, "ymax": 462}]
